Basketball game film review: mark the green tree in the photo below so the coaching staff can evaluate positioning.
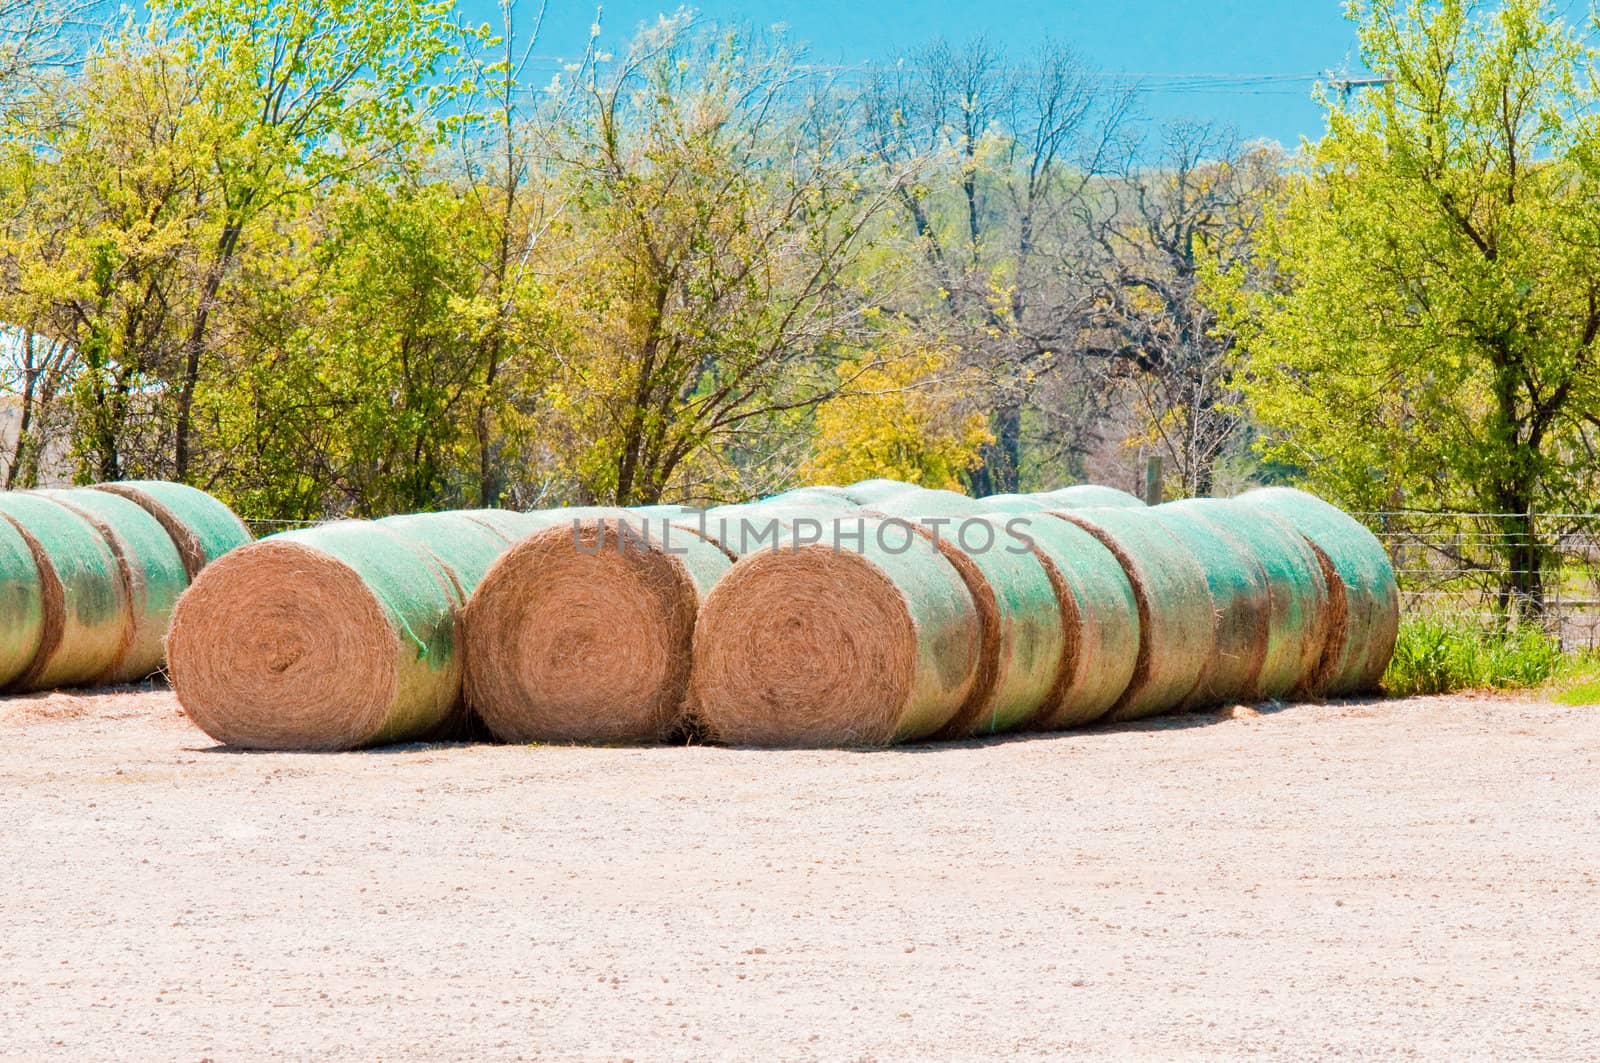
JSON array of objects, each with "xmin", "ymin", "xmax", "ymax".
[
  {"xmin": 547, "ymin": 20, "xmax": 900, "ymax": 505},
  {"xmin": 1214, "ymin": 0, "xmax": 1600, "ymax": 614}
]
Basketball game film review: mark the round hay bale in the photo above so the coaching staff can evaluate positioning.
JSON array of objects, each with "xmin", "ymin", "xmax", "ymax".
[
  {"xmin": 1149, "ymin": 506, "xmax": 1272, "ymax": 708},
  {"xmin": 0, "ymin": 515, "xmax": 44, "ymax": 688},
  {"xmin": 38, "ymin": 488, "xmax": 188, "ymax": 684},
  {"xmin": 91, "ymin": 480, "xmax": 251, "ymax": 581},
  {"xmin": 999, "ymin": 512, "xmax": 1141, "ymax": 729},
  {"xmin": 839, "ymin": 478, "xmax": 916, "ymax": 505},
  {"xmin": 978, "ymin": 493, "xmax": 1049, "ymax": 513},
  {"xmin": 1237, "ymin": 487, "xmax": 1399, "ymax": 694},
  {"xmin": 1162, "ymin": 499, "xmax": 1330, "ymax": 699},
  {"xmin": 1033, "ymin": 484, "xmax": 1146, "ymax": 509},
  {"xmin": 1051, "ymin": 507, "xmax": 1214, "ymax": 721},
  {"xmin": 690, "ymin": 517, "xmax": 981, "ymax": 747},
  {"xmin": 860, "ymin": 495, "xmax": 1063, "ymax": 738},
  {"xmin": 0, "ymin": 493, "xmax": 128, "ymax": 691},
  {"xmin": 168, "ymin": 521, "xmax": 466, "ymax": 750},
  {"xmin": 464, "ymin": 516, "xmax": 733, "ymax": 744}
]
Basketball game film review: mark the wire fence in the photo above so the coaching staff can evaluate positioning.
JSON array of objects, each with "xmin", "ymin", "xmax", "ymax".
[{"xmin": 1357, "ymin": 511, "xmax": 1600, "ymax": 649}]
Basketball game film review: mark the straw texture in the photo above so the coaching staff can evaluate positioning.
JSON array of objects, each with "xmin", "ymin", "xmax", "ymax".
[
  {"xmin": 168, "ymin": 521, "xmax": 465, "ymax": 750},
  {"xmin": 1033, "ymin": 485, "xmax": 1147, "ymax": 509},
  {"xmin": 691, "ymin": 518, "xmax": 980, "ymax": 746},
  {"xmin": 465, "ymin": 516, "xmax": 734, "ymax": 743}
]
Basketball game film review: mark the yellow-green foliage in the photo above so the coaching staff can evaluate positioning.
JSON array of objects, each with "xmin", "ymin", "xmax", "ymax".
[{"xmin": 802, "ymin": 338, "xmax": 992, "ymax": 491}]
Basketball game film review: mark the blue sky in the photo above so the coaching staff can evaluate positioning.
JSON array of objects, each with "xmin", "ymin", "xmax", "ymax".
[{"xmin": 462, "ymin": 0, "xmax": 1368, "ymax": 147}]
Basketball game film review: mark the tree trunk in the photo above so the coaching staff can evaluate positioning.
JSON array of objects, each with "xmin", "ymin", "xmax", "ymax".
[{"xmin": 973, "ymin": 402, "xmax": 1022, "ymax": 495}]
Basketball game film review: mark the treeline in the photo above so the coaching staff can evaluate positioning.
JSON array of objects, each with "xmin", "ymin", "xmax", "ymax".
[
  {"xmin": 6, "ymin": 0, "xmax": 1600, "ymax": 618},
  {"xmin": 0, "ymin": 0, "xmax": 1277, "ymax": 518}
]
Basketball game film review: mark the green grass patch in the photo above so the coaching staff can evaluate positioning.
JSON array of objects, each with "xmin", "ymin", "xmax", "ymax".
[
  {"xmin": 1553, "ymin": 675, "xmax": 1600, "ymax": 705},
  {"xmin": 1383, "ymin": 613, "xmax": 1568, "ymax": 697}
]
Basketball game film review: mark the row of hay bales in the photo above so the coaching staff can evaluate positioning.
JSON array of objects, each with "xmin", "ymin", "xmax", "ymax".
[
  {"xmin": 168, "ymin": 478, "xmax": 1398, "ymax": 751},
  {"xmin": 0, "ymin": 482, "xmax": 252, "ymax": 690}
]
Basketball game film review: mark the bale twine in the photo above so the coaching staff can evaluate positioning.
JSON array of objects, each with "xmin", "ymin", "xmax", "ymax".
[
  {"xmin": 839, "ymin": 478, "xmax": 916, "ymax": 505},
  {"xmin": 464, "ymin": 516, "xmax": 733, "ymax": 744},
  {"xmin": 1149, "ymin": 506, "xmax": 1272, "ymax": 708},
  {"xmin": 0, "ymin": 514, "xmax": 44, "ymax": 688},
  {"xmin": 168, "ymin": 521, "xmax": 467, "ymax": 750},
  {"xmin": 857, "ymin": 498, "xmax": 1063, "ymax": 738},
  {"xmin": 0, "ymin": 493, "xmax": 128, "ymax": 691},
  {"xmin": 38, "ymin": 488, "xmax": 188, "ymax": 684},
  {"xmin": 92, "ymin": 480, "xmax": 251, "ymax": 581},
  {"xmin": 1000, "ymin": 512, "xmax": 1141, "ymax": 729},
  {"xmin": 690, "ymin": 517, "xmax": 981, "ymax": 747},
  {"xmin": 1033, "ymin": 484, "xmax": 1147, "ymax": 509},
  {"xmin": 1051, "ymin": 507, "xmax": 1215, "ymax": 721},
  {"xmin": 1162, "ymin": 498, "xmax": 1330, "ymax": 699},
  {"xmin": 1237, "ymin": 487, "xmax": 1399, "ymax": 694}
]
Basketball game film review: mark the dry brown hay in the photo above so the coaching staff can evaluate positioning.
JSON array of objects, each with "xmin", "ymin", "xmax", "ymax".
[
  {"xmin": 689, "ymin": 519, "xmax": 980, "ymax": 747},
  {"xmin": 167, "ymin": 521, "xmax": 466, "ymax": 751},
  {"xmin": 464, "ymin": 517, "xmax": 733, "ymax": 744}
]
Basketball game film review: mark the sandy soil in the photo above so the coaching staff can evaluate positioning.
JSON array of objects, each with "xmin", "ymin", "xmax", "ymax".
[{"xmin": 0, "ymin": 688, "xmax": 1596, "ymax": 1061}]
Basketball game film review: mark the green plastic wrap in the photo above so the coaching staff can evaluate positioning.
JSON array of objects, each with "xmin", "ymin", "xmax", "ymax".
[
  {"xmin": 865, "ymin": 488, "xmax": 990, "ymax": 518},
  {"xmin": 1005, "ymin": 513, "xmax": 1141, "ymax": 728},
  {"xmin": 978, "ymin": 493, "xmax": 1049, "ymax": 513},
  {"xmin": 839, "ymin": 478, "xmax": 917, "ymax": 505},
  {"xmin": 765, "ymin": 486, "xmax": 859, "ymax": 510},
  {"xmin": 92, "ymin": 480, "xmax": 251, "ymax": 580},
  {"xmin": 1163, "ymin": 498, "xmax": 1330, "ymax": 700},
  {"xmin": 0, "ymin": 513, "xmax": 44, "ymax": 687},
  {"xmin": 857, "ymin": 494, "xmax": 1063, "ymax": 737},
  {"xmin": 1052, "ymin": 506, "xmax": 1214, "ymax": 721},
  {"xmin": 1033, "ymin": 484, "xmax": 1146, "ymax": 509},
  {"xmin": 1237, "ymin": 487, "xmax": 1399, "ymax": 694},
  {"xmin": 376, "ymin": 510, "xmax": 549, "ymax": 597},
  {"xmin": 1150, "ymin": 505, "xmax": 1272, "ymax": 707},
  {"xmin": 0, "ymin": 492, "xmax": 127, "ymax": 690},
  {"xmin": 40, "ymin": 488, "xmax": 188, "ymax": 683}
]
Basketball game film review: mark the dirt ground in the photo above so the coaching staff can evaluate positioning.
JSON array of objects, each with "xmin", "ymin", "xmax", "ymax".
[{"xmin": 0, "ymin": 688, "xmax": 1597, "ymax": 1061}]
